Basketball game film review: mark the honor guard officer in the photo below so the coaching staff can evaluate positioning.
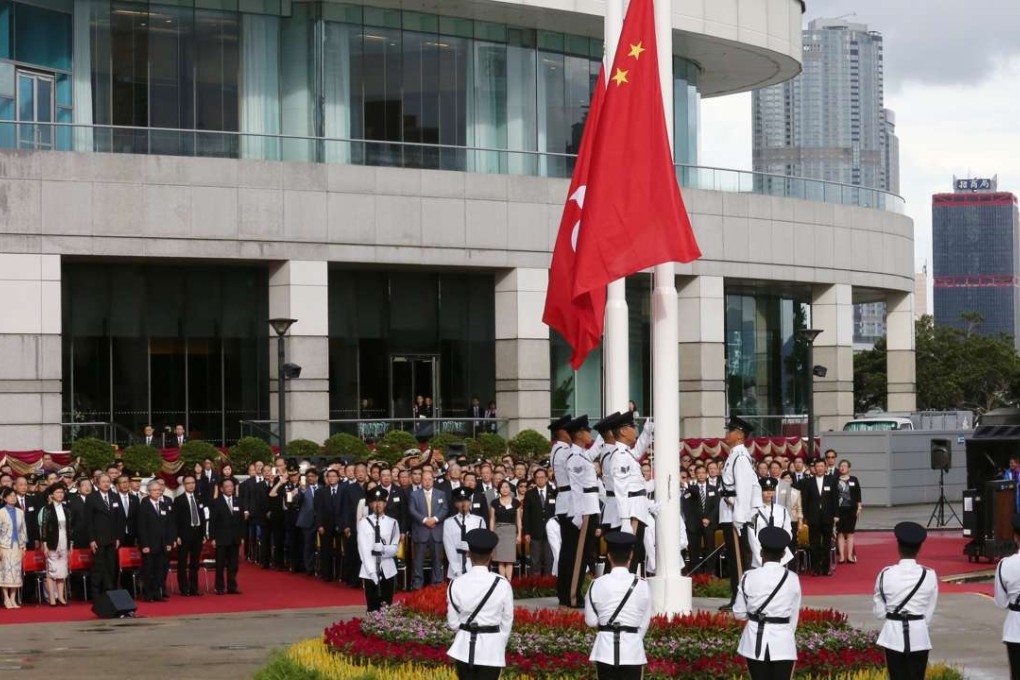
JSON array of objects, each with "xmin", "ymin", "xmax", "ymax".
[
  {"xmin": 609, "ymin": 411, "xmax": 654, "ymax": 574},
  {"xmin": 446, "ymin": 528, "xmax": 514, "ymax": 680},
  {"xmin": 584, "ymin": 532, "xmax": 652, "ymax": 680},
  {"xmin": 747, "ymin": 477, "xmax": 793, "ymax": 569},
  {"xmin": 358, "ymin": 486, "xmax": 400, "ymax": 612},
  {"xmin": 567, "ymin": 415, "xmax": 600, "ymax": 608},
  {"xmin": 995, "ymin": 514, "xmax": 1020, "ymax": 678},
  {"xmin": 593, "ymin": 413, "xmax": 622, "ymax": 533},
  {"xmin": 733, "ymin": 526, "xmax": 801, "ymax": 680},
  {"xmin": 549, "ymin": 414, "xmax": 575, "ymax": 606},
  {"xmin": 444, "ymin": 486, "xmax": 486, "ymax": 580},
  {"xmin": 719, "ymin": 416, "xmax": 758, "ymax": 611},
  {"xmin": 873, "ymin": 521, "xmax": 938, "ymax": 680}
]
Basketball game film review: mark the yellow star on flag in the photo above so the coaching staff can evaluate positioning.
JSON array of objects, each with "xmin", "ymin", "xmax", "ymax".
[
  {"xmin": 611, "ymin": 68, "xmax": 629, "ymax": 86},
  {"xmin": 628, "ymin": 42, "xmax": 645, "ymax": 59}
]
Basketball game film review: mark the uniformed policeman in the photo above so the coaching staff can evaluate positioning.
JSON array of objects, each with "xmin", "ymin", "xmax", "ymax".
[
  {"xmin": 549, "ymin": 414, "xmax": 575, "ymax": 606},
  {"xmin": 584, "ymin": 532, "xmax": 652, "ymax": 680},
  {"xmin": 567, "ymin": 415, "xmax": 600, "ymax": 607},
  {"xmin": 357, "ymin": 486, "xmax": 400, "ymax": 612},
  {"xmin": 446, "ymin": 528, "xmax": 514, "ymax": 680},
  {"xmin": 593, "ymin": 413, "xmax": 622, "ymax": 533},
  {"xmin": 747, "ymin": 477, "xmax": 793, "ymax": 569},
  {"xmin": 609, "ymin": 411, "xmax": 654, "ymax": 574},
  {"xmin": 733, "ymin": 526, "xmax": 802, "ymax": 680},
  {"xmin": 873, "ymin": 521, "xmax": 938, "ymax": 680},
  {"xmin": 719, "ymin": 416, "xmax": 758, "ymax": 611},
  {"xmin": 995, "ymin": 514, "xmax": 1020, "ymax": 679},
  {"xmin": 444, "ymin": 486, "xmax": 486, "ymax": 579}
]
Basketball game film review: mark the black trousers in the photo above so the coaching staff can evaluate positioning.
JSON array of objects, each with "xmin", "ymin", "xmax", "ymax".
[
  {"xmin": 215, "ymin": 543, "xmax": 240, "ymax": 593},
  {"xmin": 721, "ymin": 522, "xmax": 749, "ymax": 603},
  {"xmin": 884, "ymin": 648, "xmax": 928, "ymax": 680},
  {"xmin": 301, "ymin": 527, "xmax": 318, "ymax": 575},
  {"xmin": 255, "ymin": 522, "xmax": 271, "ymax": 567},
  {"xmin": 177, "ymin": 535, "xmax": 203, "ymax": 594},
  {"xmin": 319, "ymin": 530, "xmax": 341, "ymax": 581},
  {"xmin": 91, "ymin": 544, "xmax": 118, "ymax": 599},
  {"xmin": 808, "ymin": 521, "xmax": 833, "ymax": 574},
  {"xmin": 595, "ymin": 662, "xmax": 644, "ymax": 679},
  {"xmin": 687, "ymin": 523, "xmax": 717, "ymax": 575},
  {"xmin": 244, "ymin": 519, "xmax": 256, "ymax": 560},
  {"xmin": 529, "ymin": 537, "xmax": 553, "ymax": 576},
  {"xmin": 269, "ymin": 518, "xmax": 286, "ymax": 568},
  {"xmin": 285, "ymin": 518, "xmax": 302, "ymax": 571},
  {"xmin": 342, "ymin": 532, "xmax": 361, "ymax": 585},
  {"xmin": 556, "ymin": 515, "xmax": 579, "ymax": 606},
  {"xmin": 1006, "ymin": 641, "xmax": 1020, "ymax": 680},
  {"xmin": 363, "ymin": 576, "xmax": 395, "ymax": 612},
  {"xmin": 455, "ymin": 661, "xmax": 502, "ymax": 680},
  {"xmin": 141, "ymin": 549, "xmax": 168, "ymax": 600},
  {"xmin": 628, "ymin": 520, "xmax": 646, "ymax": 575},
  {"xmin": 746, "ymin": 657, "xmax": 794, "ymax": 680}
]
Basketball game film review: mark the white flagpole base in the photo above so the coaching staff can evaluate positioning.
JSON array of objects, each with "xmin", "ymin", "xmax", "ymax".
[{"xmin": 650, "ymin": 573, "xmax": 692, "ymax": 617}]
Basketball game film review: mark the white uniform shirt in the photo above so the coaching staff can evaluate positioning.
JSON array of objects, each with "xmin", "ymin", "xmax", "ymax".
[
  {"xmin": 719, "ymin": 445, "xmax": 758, "ymax": 525},
  {"xmin": 551, "ymin": 441, "xmax": 573, "ymax": 518},
  {"xmin": 584, "ymin": 566, "xmax": 652, "ymax": 665},
  {"xmin": 598, "ymin": 437, "xmax": 621, "ymax": 529},
  {"xmin": 569, "ymin": 444, "xmax": 601, "ymax": 518},
  {"xmin": 872, "ymin": 559, "xmax": 938, "ymax": 652},
  {"xmin": 733, "ymin": 561, "xmax": 802, "ymax": 661},
  {"xmin": 357, "ymin": 513, "xmax": 400, "ymax": 583},
  {"xmin": 611, "ymin": 443, "xmax": 651, "ymax": 527},
  {"xmin": 747, "ymin": 503, "xmax": 793, "ymax": 568},
  {"xmin": 995, "ymin": 553, "xmax": 1020, "ymax": 642},
  {"xmin": 443, "ymin": 512, "xmax": 486, "ymax": 579},
  {"xmin": 446, "ymin": 567, "xmax": 514, "ymax": 667}
]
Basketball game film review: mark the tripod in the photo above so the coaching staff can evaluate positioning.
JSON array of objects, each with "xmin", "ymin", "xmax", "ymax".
[{"xmin": 928, "ymin": 468, "xmax": 962, "ymax": 528}]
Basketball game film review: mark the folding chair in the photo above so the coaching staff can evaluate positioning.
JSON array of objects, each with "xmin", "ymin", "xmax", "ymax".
[
  {"xmin": 20, "ymin": 550, "xmax": 46, "ymax": 604},
  {"xmin": 198, "ymin": 541, "xmax": 216, "ymax": 593},
  {"xmin": 68, "ymin": 548, "xmax": 94, "ymax": 600},
  {"xmin": 118, "ymin": 546, "xmax": 143, "ymax": 597}
]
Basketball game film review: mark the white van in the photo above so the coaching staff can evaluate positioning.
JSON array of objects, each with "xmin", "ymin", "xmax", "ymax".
[{"xmin": 842, "ymin": 417, "xmax": 914, "ymax": 432}]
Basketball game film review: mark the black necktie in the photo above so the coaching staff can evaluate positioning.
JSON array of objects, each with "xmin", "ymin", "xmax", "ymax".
[
  {"xmin": 459, "ymin": 516, "xmax": 468, "ymax": 572},
  {"xmin": 104, "ymin": 494, "xmax": 110, "ymax": 508},
  {"xmin": 19, "ymin": 497, "xmax": 25, "ymax": 512},
  {"xmin": 700, "ymin": 485, "xmax": 707, "ymax": 513},
  {"xmin": 190, "ymin": 495, "xmax": 200, "ymax": 527}
]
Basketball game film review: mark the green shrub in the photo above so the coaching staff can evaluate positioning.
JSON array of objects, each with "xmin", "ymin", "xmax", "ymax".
[
  {"xmin": 178, "ymin": 439, "xmax": 222, "ymax": 473},
  {"xmin": 323, "ymin": 433, "xmax": 369, "ymax": 460},
  {"xmin": 229, "ymin": 436, "xmax": 274, "ymax": 470},
  {"xmin": 72, "ymin": 437, "xmax": 116, "ymax": 474},
  {"xmin": 287, "ymin": 438, "xmax": 322, "ymax": 459},
  {"xmin": 507, "ymin": 429, "xmax": 549, "ymax": 461},
  {"xmin": 463, "ymin": 437, "xmax": 483, "ymax": 460},
  {"xmin": 373, "ymin": 430, "xmax": 418, "ymax": 465},
  {"xmin": 427, "ymin": 432, "xmax": 461, "ymax": 452},
  {"xmin": 478, "ymin": 432, "xmax": 507, "ymax": 459},
  {"xmin": 120, "ymin": 444, "xmax": 162, "ymax": 476}
]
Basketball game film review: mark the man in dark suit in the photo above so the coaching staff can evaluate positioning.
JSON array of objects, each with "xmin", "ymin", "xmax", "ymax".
[
  {"xmin": 314, "ymin": 469, "xmax": 343, "ymax": 581},
  {"xmin": 137, "ymin": 480, "xmax": 175, "ymax": 601},
  {"xmin": 683, "ymin": 463, "xmax": 720, "ymax": 575},
  {"xmin": 295, "ymin": 468, "xmax": 320, "ymax": 575},
  {"xmin": 379, "ymin": 468, "xmax": 409, "ymax": 534},
  {"xmin": 141, "ymin": 424, "xmax": 160, "ymax": 448},
  {"xmin": 85, "ymin": 474, "xmax": 126, "ymax": 599},
  {"xmin": 167, "ymin": 424, "xmax": 188, "ymax": 448},
  {"xmin": 113, "ymin": 475, "xmax": 140, "ymax": 547},
  {"xmin": 196, "ymin": 458, "xmax": 219, "ymax": 506},
  {"xmin": 522, "ymin": 468, "xmax": 556, "ymax": 575},
  {"xmin": 467, "ymin": 397, "xmax": 483, "ymax": 436},
  {"xmin": 339, "ymin": 463, "xmax": 368, "ymax": 587},
  {"xmin": 173, "ymin": 474, "xmax": 207, "ymax": 596},
  {"xmin": 210, "ymin": 478, "xmax": 247, "ymax": 594},
  {"xmin": 408, "ymin": 470, "xmax": 448, "ymax": 589},
  {"xmin": 798, "ymin": 458, "xmax": 839, "ymax": 575},
  {"xmin": 12, "ymin": 476, "xmax": 40, "ymax": 549}
]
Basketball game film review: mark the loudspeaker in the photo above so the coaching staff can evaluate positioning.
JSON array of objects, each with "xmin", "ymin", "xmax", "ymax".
[
  {"xmin": 930, "ymin": 438, "xmax": 951, "ymax": 472},
  {"xmin": 92, "ymin": 589, "xmax": 137, "ymax": 619}
]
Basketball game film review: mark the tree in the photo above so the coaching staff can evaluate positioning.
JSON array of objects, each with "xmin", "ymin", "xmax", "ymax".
[{"xmin": 853, "ymin": 336, "xmax": 887, "ymax": 414}]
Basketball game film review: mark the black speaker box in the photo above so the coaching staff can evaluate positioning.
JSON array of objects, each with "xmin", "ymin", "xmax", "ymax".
[
  {"xmin": 930, "ymin": 438, "xmax": 951, "ymax": 471},
  {"xmin": 92, "ymin": 589, "xmax": 137, "ymax": 619}
]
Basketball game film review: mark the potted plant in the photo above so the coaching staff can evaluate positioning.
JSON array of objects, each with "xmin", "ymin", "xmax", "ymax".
[
  {"xmin": 478, "ymin": 432, "xmax": 507, "ymax": 459},
  {"xmin": 178, "ymin": 439, "xmax": 222, "ymax": 474},
  {"xmin": 287, "ymin": 439, "xmax": 322, "ymax": 459},
  {"xmin": 508, "ymin": 429, "xmax": 550, "ymax": 461}
]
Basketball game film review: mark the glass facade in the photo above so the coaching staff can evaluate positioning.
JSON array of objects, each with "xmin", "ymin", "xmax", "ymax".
[
  {"xmin": 62, "ymin": 262, "xmax": 270, "ymax": 446},
  {"xmin": 328, "ymin": 269, "xmax": 495, "ymax": 424}
]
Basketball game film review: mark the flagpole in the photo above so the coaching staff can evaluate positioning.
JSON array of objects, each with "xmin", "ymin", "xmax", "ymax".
[
  {"xmin": 603, "ymin": 0, "xmax": 629, "ymax": 415},
  {"xmin": 650, "ymin": 0, "xmax": 692, "ymax": 616}
]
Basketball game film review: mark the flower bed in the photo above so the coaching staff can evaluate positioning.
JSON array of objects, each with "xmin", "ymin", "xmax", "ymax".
[
  {"xmin": 477, "ymin": 573, "xmax": 729, "ymax": 601},
  {"xmin": 324, "ymin": 583, "xmax": 888, "ymax": 679}
]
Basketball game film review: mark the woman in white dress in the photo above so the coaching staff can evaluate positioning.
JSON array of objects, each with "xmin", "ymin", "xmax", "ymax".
[
  {"xmin": 0, "ymin": 486, "xmax": 27, "ymax": 608},
  {"xmin": 40, "ymin": 483, "xmax": 72, "ymax": 606}
]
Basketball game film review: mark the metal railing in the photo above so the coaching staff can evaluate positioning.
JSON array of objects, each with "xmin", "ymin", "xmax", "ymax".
[
  {"xmin": 238, "ymin": 420, "xmax": 280, "ymax": 445},
  {"xmin": 9, "ymin": 121, "xmax": 905, "ymax": 213},
  {"xmin": 329, "ymin": 417, "xmax": 511, "ymax": 442},
  {"xmin": 60, "ymin": 421, "xmax": 143, "ymax": 449}
]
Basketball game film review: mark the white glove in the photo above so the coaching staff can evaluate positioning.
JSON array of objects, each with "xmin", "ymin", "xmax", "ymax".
[
  {"xmin": 458, "ymin": 541, "xmax": 469, "ymax": 552},
  {"xmin": 643, "ymin": 419, "xmax": 654, "ymax": 436},
  {"xmin": 647, "ymin": 502, "xmax": 661, "ymax": 518},
  {"xmin": 572, "ymin": 514, "xmax": 582, "ymax": 530},
  {"xmin": 373, "ymin": 542, "xmax": 384, "ymax": 553}
]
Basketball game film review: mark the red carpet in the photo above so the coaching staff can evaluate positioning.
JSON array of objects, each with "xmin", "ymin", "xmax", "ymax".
[{"xmin": 797, "ymin": 530, "xmax": 993, "ymax": 597}]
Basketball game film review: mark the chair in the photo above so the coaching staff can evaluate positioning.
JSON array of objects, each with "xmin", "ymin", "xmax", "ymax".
[
  {"xmin": 117, "ymin": 546, "xmax": 143, "ymax": 597},
  {"xmin": 198, "ymin": 541, "xmax": 216, "ymax": 593},
  {"xmin": 68, "ymin": 548, "xmax": 94, "ymax": 600},
  {"xmin": 20, "ymin": 550, "xmax": 46, "ymax": 604}
]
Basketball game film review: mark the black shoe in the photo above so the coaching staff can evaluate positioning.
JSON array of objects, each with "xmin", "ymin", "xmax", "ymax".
[
  {"xmin": 191, "ymin": 591, "xmax": 203, "ymax": 597},
  {"xmin": 215, "ymin": 590, "xmax": 225, "ymax": 595},
  {"xmin": 226, "ymin": 590, "xmax": 242, "ymax": 595},
  {"xmin": 718, "ymin": 603, "xmax": 733, "ymax": 612}
]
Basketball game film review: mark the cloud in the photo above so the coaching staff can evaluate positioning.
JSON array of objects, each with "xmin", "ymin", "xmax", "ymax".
[{"xmin": 805, "ymin": 0, "xmax": 1020, "ymax": 89}]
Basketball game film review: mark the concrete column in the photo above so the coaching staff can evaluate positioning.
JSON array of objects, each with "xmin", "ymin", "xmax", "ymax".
[
  {"xmin": 886, "ymin": 291, "xmax": 917, "ymax": 411},
  {"xmin": 811, "ymin": 284, "xmax": 855, "ymax": 432},
  {"xmin": 0, "ymin": 255, "xmax": 61, "ymax": 450},
  {"xmin": 495, "ymin": 268, "xmax": 550, "ymax": 436},
  {"xmin": 677, "ymin": 275, "xmax": 726, "ymax": 438},
  {"xmin": 269, "ymin": 261, "xmax": 330, "ymax": 445}
]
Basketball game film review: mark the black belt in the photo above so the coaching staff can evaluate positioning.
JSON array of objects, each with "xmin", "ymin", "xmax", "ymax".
[
  {"xmin": 748, "ymin": 615, "xmax": 790, "ymax": 657},
  {"xmin": 598, "ymin": 624, "xmax": 639, "ymax": 665},
  {"xmin": 606, "ymin": 491, "xmax": 616, "ymax": 497},
  {"xmin": 719, "ymin": 489, "xmax": 736, "ymax": 497},
  {"xmin": 460, "ymin": 623, "xmax": 500, "ymax": 666},
  {"xmin": 1010, "ymin": 603, "xmax": 1020, "ymax": 612},
  {"xmin": 582, "ymin": 486, "xmax": 598, "ymax": 493},
  {"xmin": 886, "ymin": 613, "xmax": 923, "ymax": 654},
  {"xmin": 558, "ymin": 485, "xmax": 571, "ymax": 492},
  {"xmin": 627, "ymin": 490, "xmax": 647, "ymax": 498}
]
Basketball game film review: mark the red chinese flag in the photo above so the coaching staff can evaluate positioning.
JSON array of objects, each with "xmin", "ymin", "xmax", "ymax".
[
  {"xmin": 542, "ymin": 66, "xmax": 608, "ymax": 369},
  {"xmin": 572, "ymin": 0, "xmax": 701, "ymax": 301}
]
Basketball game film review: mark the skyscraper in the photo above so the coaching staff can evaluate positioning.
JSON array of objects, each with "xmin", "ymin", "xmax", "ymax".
[
  {"xmin": 753, "ymin": 17, "xmax": 900, "ymax": 348},
  {"xmin": 933, "ymin": 177, "xmax": 1020, "ymax": 345}
]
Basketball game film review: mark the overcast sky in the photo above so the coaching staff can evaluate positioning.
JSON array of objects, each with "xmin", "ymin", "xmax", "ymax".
[{"xmin": 699, "ymin": 0, "xmax": 1020, "ymax": 312}]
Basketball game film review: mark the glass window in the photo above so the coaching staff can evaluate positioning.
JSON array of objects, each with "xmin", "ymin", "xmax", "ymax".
[
  {"xmin": 14, "ymin": 2, "xmax": 71, "ymax": 70},
  {"xmin": 194, "ymin": 9, "xmax": 239, "ymax": 155},
  {"xmin": 0, "ymin": 0, "xmax": 9, "ymax": 59},
  {"xmin": 149, "ymin": 5, "xmax": 194, "ymax": 155}
]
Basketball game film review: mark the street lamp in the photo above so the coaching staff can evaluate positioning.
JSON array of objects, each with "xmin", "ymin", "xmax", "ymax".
[
  {"xmin": 797, "ymin": 328, "xmax": 823, "ymax": 460},
  {"xmin": 268, "ymin": 318, "xmax": 299, "ymax": 457}
]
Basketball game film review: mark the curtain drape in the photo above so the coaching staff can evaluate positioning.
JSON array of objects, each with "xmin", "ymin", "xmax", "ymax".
[
  {"xmin": 506, "ymin": 45, "xmax": 536, "ymax": 176},
  {"xmin": 241, "ymin": 14, "xmax": 281, "ymax": 161},
  {"xmin": 72, "ymin": 0, "xmax": 94, "ymax": 152},
  {"xmin": 323, "ymin": 22, "xmax": 351, "ymax": 164},
  {"xmin": 465, "ymin": 42, "xmax": 506, "ymax": 174}
]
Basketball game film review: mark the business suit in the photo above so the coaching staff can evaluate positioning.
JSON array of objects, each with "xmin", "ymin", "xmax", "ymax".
[
  {"xmin": 85, "ymin": 489, "xmax": 126, "ymax": 599},
  {"xmin": 522, "ymin": 485, "xmax": 557, "ymax": 575},
  {"xmin": 114, "ymin": 490, "xmax": 140, "ymax": 547},
  {"xmin": 243, "ymin": 477, "xmax": 270, "ymax": 565},
  {"xmin": 467, "ymin": 404, "xmax": 484, "ymax": 436},
  {"xmin": 209, "ymin": 494, "xmax": 245, "ymax": 593},
  {"xmin": 295, "ymin": 484, "xmax": 319, "ymax": 575},
  {"xmin": 408, "ymin": 486, "xmax": 448, "ymax": 589},
  {"xmin": 14, "ymin": 493, "xmax": 41, "ymax": 548},
  {"xmin": 196, "ymin": 469, "xmax": 219, "ymax": 506},
  {"xmin": 137, "ymin": 497, "xmax": 174, "ymax": 601},
  {"xmin": 167, "ymin": 434, "xmax": 188, "ymax": 449},
  {"xmin": 314, "ymin": 484, "xmax": 343, "ymax": 581},
  {"xmin": 798, "ymin": 474, "xmax": 838, "ymax": 575},
  {"xmin": 339, "ymin": 482, "xmax": 366, "ymax": 586},
  {"xmin": 68, "ymin": 493, "xmax": 90, "ymax": 548},
  {"xmin": 381, "ymin": 485, "xmax": 409, "ymax": 534},
  {"xmin": 173, "ymin": 492, "xmax": 207, "ymax": 595},
  {"xmin": 683, "ymin": 481, "xmax": 720, "ymax": 575},
  {"xmin": 470, "ymin": 489, "xmax": 491, "ymax": 520}
]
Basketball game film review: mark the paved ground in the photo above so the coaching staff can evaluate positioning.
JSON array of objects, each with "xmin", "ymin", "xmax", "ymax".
[
  {"xmin": 0, "ymin": 592, "xmax": 1005, "ymax": 679},
  {"xmin": 855, "ymin": 502, "xmax": 964, "ymax": 531}
]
